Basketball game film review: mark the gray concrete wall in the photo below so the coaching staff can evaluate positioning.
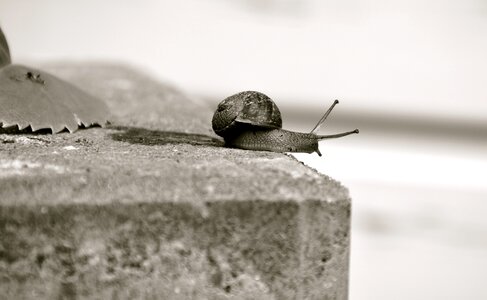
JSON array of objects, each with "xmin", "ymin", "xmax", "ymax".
[{"xmin": 0, "ymin": 64, "xmax": 350, "ymax": 299}]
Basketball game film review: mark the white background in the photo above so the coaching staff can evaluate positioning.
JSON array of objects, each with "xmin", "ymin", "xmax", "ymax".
[{"xmin": 1, "ymin": 0, "xmax": 486, "ymax": 298}]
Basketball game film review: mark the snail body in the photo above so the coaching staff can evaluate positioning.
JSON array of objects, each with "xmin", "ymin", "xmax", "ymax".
[
  {"xmin": 212, "ymin": 91, "xmax": 358, "ymax": 156},
  {"xmin": 224, "ymin": 128, "xmax": 321, "ymax": 154}
]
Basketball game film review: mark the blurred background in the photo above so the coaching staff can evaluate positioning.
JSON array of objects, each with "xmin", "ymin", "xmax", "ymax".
[{"xmin": 1, "ymin": 0, "xmax": 486, "ymax": 298}]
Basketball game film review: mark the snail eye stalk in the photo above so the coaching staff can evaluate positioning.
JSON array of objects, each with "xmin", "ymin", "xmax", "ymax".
[
  {"xmin": 310, "ymin": 99, "xmax": 339, "ymax": 134},
  {"xmin": 317, "ymin": 129, "xmax": 359, "ymax": 140}
]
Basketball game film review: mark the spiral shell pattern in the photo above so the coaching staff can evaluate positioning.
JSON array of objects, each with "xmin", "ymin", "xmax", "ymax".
[{"xmin": 212, "ymin": 91, "xmax": 282, "ymax": 138}]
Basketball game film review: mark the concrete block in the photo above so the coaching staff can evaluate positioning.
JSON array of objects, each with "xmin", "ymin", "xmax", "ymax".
[{"xmin": 0, "ymin": 63, "xmax": 351, "ymax": 299}]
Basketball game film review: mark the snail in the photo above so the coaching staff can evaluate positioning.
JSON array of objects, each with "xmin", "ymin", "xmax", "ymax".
[{"xmin": 212, "ymin": 91, "xmax": 359, "ymax": 156}]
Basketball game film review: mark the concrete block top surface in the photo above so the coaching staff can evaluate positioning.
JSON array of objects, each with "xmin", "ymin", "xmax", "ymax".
[{"xmin": 0, "ymin": 63, "xmax": 349, "ymax": 206}]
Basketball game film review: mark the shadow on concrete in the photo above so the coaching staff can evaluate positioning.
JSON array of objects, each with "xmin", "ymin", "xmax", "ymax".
[{"xmin": 109, "ymin": 125, "xmax": 224, "ymax": 147}]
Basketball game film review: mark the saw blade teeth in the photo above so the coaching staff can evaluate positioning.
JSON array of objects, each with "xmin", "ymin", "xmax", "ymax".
[
  {"xmin": 51, "ymin": 124, "xmax": 65, "ymax": 133},
  {"xmin": 17, "ymin": 122, "xmax": 30, "ymax": 130},
  {"xmin": 30, "ymin": 124, "xmax": 40, "ymax": 132},
  {"xmin": 0, "ymin": 64, "xmax": 110, "ymax": 134},
  {"xmin": 1, "ymin": 121, "xmax": 15, "ymax": 128},
  {"xmin": 65, "ymin": 124, "xmax": 78, "ymax": 133},
  {"xmin": 31, "ymin": 122, "xmax": 49, "ymax": 132}
]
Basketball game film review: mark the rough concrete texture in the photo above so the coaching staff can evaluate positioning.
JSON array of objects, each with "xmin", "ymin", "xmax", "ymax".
[{"xmin": 0, "ymin": 63, "xmax": 350, "ymax": 299}]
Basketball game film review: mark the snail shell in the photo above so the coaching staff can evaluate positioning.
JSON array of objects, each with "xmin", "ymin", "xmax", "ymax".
[{"xmin": 212, "ymin": 91, "xmax": 282, "ymax": 137}]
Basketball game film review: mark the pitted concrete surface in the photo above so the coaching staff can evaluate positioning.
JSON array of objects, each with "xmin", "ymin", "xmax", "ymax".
[{"xmin": 0, "ymin": 64, "xmax": 350, "ymax": 299}]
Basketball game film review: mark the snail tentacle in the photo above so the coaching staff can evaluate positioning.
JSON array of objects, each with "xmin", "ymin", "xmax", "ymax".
[{"xmin": 310, "ymin": 99, "xmax": 339, "ymax": 134}]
